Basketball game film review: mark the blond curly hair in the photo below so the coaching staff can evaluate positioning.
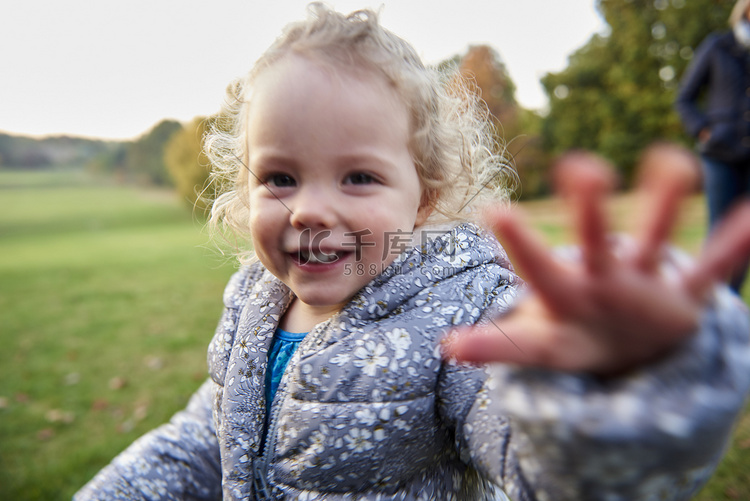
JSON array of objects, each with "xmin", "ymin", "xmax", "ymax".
[{"xmin": 205, "ymin": 3, "xmax": 517, "ymax": 261}]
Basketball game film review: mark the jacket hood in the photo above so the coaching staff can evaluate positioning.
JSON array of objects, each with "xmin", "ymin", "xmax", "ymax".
[
  {"xmin": 347, "ymin": 222, "xmax": 517, "ymax": 322},
  {"xmin": 247, "ymin": 222, "xmax": 517, "ymax": 321}
]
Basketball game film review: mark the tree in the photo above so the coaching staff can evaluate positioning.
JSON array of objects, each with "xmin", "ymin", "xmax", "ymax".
[
  {"xmin": 459, "ymin": 45, "xmax": 519, "ymax": 131},
  {"xmin": 164, "ymin": 117, "xmax": 214, "ymax": 215},
  {"xmin": 541, "ymin": 0, "xmax": 734, "ymax": 184},
  {"xmin": 455, "ymin": 45, "xmax": 549, "ymax": 198},
  {"xmin": 126, "ymin": 119, "xmax": 182, "ymax": 186},
  {"xmin": 0, "ymin": 132, "xmax": 109, "ymax": 169},
  {"xmin": 85, "ymin": 143, "xmax": 127, "ymax": 181}
]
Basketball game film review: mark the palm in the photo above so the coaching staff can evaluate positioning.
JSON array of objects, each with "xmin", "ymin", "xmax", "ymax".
[{"xmin": 445, "ymin": 144, "xmax": 750, "ymax": 375}]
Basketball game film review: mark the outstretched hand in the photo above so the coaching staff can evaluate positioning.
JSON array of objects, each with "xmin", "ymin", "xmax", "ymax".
[{"xmin": 443, "ymin": 144, "xmax": 750, "ymax": 376}]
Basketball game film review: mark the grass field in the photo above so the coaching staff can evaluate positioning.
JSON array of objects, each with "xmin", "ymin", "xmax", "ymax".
[
  {"xmin": 0, "ymin": 169, "xmax": 747, "ymax": 499},
  {"xmin": 0, "ymin": 169, "xmax": 236, "ymax": 499}
]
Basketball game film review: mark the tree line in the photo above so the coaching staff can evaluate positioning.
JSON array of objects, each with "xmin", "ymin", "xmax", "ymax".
[
  {"xmin": 2, "ymin": 0, "xmax": 734, "ymax": 207},
  {"xmin": 0, "ymin": 133, "xmax": 114, "ymax": 169},
  {"xmin": 542, "ymin": 0, "xmax": 735, "ymax": 183}
]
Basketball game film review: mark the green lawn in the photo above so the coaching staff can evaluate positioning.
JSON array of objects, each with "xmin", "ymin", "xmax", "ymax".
[
  {"xmin": 0, "ymin": 169, "xmax": 747, "ymax": 499},
  {"xmin": 0, "ymin": 170, "xmax": 236, "ymax": 499}
]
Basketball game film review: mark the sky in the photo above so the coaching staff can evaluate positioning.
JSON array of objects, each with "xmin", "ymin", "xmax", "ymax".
[{"xmin": 1, "ymin": 0, "xmax": 606, "ymax": 141}]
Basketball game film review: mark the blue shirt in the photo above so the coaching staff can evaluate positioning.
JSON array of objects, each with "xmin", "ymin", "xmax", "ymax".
[{"xmin": 264, "ymin": 328, "xmax": 308, "ymax": 414}]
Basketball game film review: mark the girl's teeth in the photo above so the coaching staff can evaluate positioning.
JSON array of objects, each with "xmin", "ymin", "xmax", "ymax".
[{"xmin": 299, "ymin": 250, "xmax": 339, "ymax": 264}]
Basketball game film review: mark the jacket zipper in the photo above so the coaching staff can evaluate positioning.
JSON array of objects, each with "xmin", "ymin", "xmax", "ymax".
[{"xmin": 253, "ymin": 319, "xmax": 331, "ymax": 500}]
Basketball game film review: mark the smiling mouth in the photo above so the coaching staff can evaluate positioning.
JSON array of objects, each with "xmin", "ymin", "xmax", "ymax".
[{"xmin": 296, "ymin": 249, "xmax": 343, "ymax": 264}]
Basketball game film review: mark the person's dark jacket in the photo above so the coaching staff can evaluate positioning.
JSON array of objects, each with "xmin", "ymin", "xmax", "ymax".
[{"xmin": 676, "ymin": 31, "xmax": 750, "ymax": 163}]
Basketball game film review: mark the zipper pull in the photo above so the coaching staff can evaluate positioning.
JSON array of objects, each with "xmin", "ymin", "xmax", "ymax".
[{"xmin": 252, "ymin": 461, "xmax": 271, "ymax": 500}]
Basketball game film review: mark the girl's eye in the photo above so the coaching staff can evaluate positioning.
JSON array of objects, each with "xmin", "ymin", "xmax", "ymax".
[
  {"xmin": 345, "ymin": 172, "xmax": 376, "ymax": 185},
  {"xmin": 267, "ymin": 174, "xmax": 296, "ymax": 187}
]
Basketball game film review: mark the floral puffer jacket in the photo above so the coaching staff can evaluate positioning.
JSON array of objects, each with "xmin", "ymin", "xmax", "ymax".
[{"xmin": 75, "ymin": 223, "xmax": 750, "ymax": 501}]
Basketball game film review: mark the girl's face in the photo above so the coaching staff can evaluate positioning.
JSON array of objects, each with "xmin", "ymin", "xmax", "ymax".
[{"xmin": 246, "ymin": 55, "xmax": 430, "ymax": 324}]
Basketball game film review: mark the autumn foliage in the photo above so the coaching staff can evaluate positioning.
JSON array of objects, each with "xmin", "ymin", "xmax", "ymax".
[{"xmin": 455, "ymin": 45, "xmax": 550, "ymax": 199}]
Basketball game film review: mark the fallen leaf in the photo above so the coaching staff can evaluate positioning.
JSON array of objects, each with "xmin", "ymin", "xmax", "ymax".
[
  {"xmin": 45, "ymin": 409, "xmax": 75, "ymax": 424},
  {"xmin": 725, "ymin": 486, "xmax": 741, "ymax": 499},
  {"xmin": 91, "ymin": 398, "xmax": 109, "ymax": 411},
  {"xmin": 45, "ymin": 409, "xmax": 63, "ymax": 422},
  {"xmin": 64, "ymin": 372, "xmax": 81, "ymax": 386},
  {"xmin": 37, "ymin": 428, "xmax": 55, "ymax": 441},
  {"xmin": 144, "ymin": 356, "xmax": 163, "ymax": 371},
  {"xmin": 133, "ymin": 403, "xmax": 149, "ymax": 422},
  {"xmin": 117, "ymin": 419, "xmax": 135, "ymax": 434},
  {"xmin": 109, "ymin": 377, "xmax": 127, "ymax": 390}
]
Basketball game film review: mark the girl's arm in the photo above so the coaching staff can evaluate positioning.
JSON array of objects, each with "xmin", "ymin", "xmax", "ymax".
[
  {"xmin": 444, "ymin": 145, "xmax": 750, "ymax": 499},
  {"xmin": 73, "ymin": 378, "xmax": 222, "ymax": 501},
  {"xmin": 73, "ymin": 267, "xmax": 254, "ymax": 500},
  {"xmin": 72, "ymin": 266, "xmax": 255, "ymax": 501},
  {"xmin": 461, "ymin": 279, "xmax": 749, "ymax": 500}
]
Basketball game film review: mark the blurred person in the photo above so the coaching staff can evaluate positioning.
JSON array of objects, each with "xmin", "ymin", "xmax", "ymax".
[{"xmin": 676, "ymin": 0, "xmax": 750, "ymax": 293}]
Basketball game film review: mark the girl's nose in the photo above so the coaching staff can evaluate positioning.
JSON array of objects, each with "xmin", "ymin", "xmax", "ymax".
[{"xmin": 289, "ymin": 187, "xmax": 338, "ymax": 229}]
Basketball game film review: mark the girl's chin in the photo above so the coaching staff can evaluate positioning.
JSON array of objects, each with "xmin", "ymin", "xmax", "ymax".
[
  {"xmin": 290, "ymin": 282, "xmax": 362, "ymax": 307},
  {"xmin": 294, "ymin": 293, "xmax": 351, "ymax": 310}
]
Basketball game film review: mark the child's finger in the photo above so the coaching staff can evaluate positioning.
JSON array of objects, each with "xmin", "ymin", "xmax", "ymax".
[
  {"xmin": 441, "ymin": 308, "xmax": 600, "ymax": 371},
  {"xmin": 633, "ymin": 144, "xmax": 699, "ymax": 272},
  {"xmin": 684, "ymin": 202, "xmax": 750, "ymax": 299},
  {"xmin": 484, "ymin": 207, "xmax": 575, "ymax": 313},
  {"xmin": 554, "ymin": 153, "xmax": 616, "ymax": 275},
  {"xmin": 441, "ymin": 323, "xmax": 534, "ymax": 366}
]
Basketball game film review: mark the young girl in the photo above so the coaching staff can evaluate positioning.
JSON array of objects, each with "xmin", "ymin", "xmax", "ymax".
[{"xmin": 76, "ymin": 4, "xmax": 750, "ymax": 500}]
